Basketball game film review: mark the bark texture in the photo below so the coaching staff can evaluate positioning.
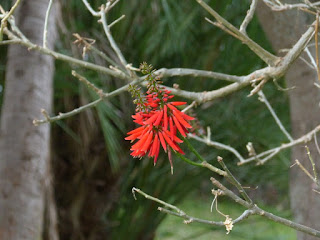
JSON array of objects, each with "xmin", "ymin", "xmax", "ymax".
[
  {"xmin": 0, "ymin": 0, "xmax": 58, "ymax": 239},
  {"xmin": 257, "ymin": 2, "xmax": 320, "ymax": 240}
]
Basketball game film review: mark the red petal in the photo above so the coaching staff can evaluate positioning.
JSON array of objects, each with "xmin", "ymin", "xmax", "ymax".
[
  {"xmin": 140, "ymin": 125, "xmax": 152, "ymax": 138},
  {"xmin": 127, "ymin": 126, "xmax": 145, "ymax": 135},
  {"xmin": 125, "ymin": 132, "xmax": 142, "ymax": 141},
  {"xmin": 131, "ymin": 149, "xmax": 146, "ymax": 157},
  {"xmin": 167, "ymin": 103, "xmax": 178, "ymax": 112},
  {"xmin": 169, "ymin": 117, "xmax": 174, "ymax": 139},
  {"xmin": 173, "ymin": 134, "xmax": 183, "ymax": 143},
  {"xmin": 163, "ymin": 105, "xmax": 168, "ymax": 130},
  {"xmin": 154, "ymin": 110, "xmax": 163, "ymax": 126},
  {"xmin": 154, "ymin": 139, "xmax": 160, "ymax": 165},
  {"xmin": 172, "ymin": 115, "xmax": 186, "ymax": 137},
  {"xmin": 148, "ymin": 144, "xmax": 154, "ymax": 157},
  {"xmin": 171, "ymin": 102, "xmax": 187, "ymax": 106},
  {"xmin": 175, "ymin": 144, "xmax": 184, "ymax": 154},
  {"xmin": 131, "ymin": 132, "xmax": 149, "ymax": 150},
  {"xmin": 140, "ymin": 131, "xmax": 154, "ymax": 152},
  {"xmin": 181, "ymin": 112, "xmax": 195, "ymax": 121},
  {"xmin": 158, "ymin": 131, "xmax": 167, "ymax": 152},
  {"xmin": 162, "ymin": 130, "xmax": 179, "ymax": 151},
  {"xmin": 133, "ymin": 118, "xmax": 144, "ymax": 125},
  {"xmin": 150, "ymin": 134, "xmax": 159, "ymax": 157},
  {"xmin": 173, "ymin": 110, "xmax": 192, "ymax": 128},
  {"xmin": 144, "ymin": 111, "xmax": 160, "ymax": 125}
]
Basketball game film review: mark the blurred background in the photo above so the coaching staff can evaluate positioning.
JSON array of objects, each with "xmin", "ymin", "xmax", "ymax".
[{"xmin": 0, "ymin": 0, "xmax": 295, "ymax": 239}]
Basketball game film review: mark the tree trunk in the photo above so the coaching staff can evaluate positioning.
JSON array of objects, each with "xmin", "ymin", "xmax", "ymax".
[
  {"xmin": 256, "ymin": 2, "xmax": 320, "ymax": 240},
  {"xmin": 0, "ymin": 1, "xmax": 58, "ymax": 239}
]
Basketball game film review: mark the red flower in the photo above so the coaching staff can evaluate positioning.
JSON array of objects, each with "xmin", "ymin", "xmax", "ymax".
[{"xmin": 126, "ymin": 89, "xmax": 194, "ymax": 169}]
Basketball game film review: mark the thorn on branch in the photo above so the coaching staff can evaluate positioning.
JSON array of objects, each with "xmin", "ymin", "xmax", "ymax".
[{"xmin": 248, "ymin": 78, "xmax": 267, "ymax": 97}]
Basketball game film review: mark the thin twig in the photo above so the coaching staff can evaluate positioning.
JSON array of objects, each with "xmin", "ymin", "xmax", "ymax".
[
  {"xmin": 201, "ymin": 161, "xmax": 227, "ymax": 177},
  {"xmin": 33, "ymin": 77, "xmax": 143, "ymax": 125},
  {"xmin": 132, "ymin": 187, "xmax": 185, "ymax": 215},
  {"xmin": 155, "ymin": 68, "xmax": 243, "ymax": 82},
  {"xmin": 211, "ymin": 177, "xmax": 320, "ymax": 237},
  {"xmin": 264, "ymin": 1, "xmax": 320, "ymax": 11},
  {"xmin": 240, "ymin": 0, "xmax": 258, "ymax": 34},
  {"xmin": 314, "ymin": 131, "xmax": 320, "ymax": 156},
  {"xmin": 0, "ymin": 0, "xmax": 22, "ymax": 41},
  {"xmin": 109, "ymin": 14, "xmax": 125, "ymax": 28},
  {"xmin": 258, "ymin": 90, "xmax": 293, "ymax": 142},
  {"xmin": 196, "ymin": 0, "xmax": 279, "ymax": 66},
  {"xmin": 293, "ymin": 159, "xmax": 316, "ymax": 182},
  {"xmin": 182, "ymin": 101, "xmax": 196, "ymax": 113},
  {"xmin": 239, "ymin": 125, "xmax": 320, "ymax": 165},
  {"xmin": 190, "ymin": 124, "xmax": 320, "ymax": 165},
  {"xmin": 303, "ymin": 47, "xmax": 317, "ymax": 69},
  {"xmin": 0, "ymin": 39, "xmax": 19, "ymax": 45},
  {"xmin": 217, "ymin": 157, "xmax": 253, "ymax": 204},
  {"xmin": 315, "ymin": 13, "xmax": 320, "ymax": 81},
  {"xmin": 73, "ymin": 33, "xmax": 119, "ymax": 67},
  {"xmin": 188, "ymin": 133, "xmax": 246, "ymax": 162},
  {"xmin": 100, "ymin": 5, "xmax": 128, "ymax": 70},
  {"xmin": 33, "ymin": 99, "xmax": 103, "ymax": 126},
  {"xmin": 175, "ymin": 152, "xmax": 227, "ymax": 177},
  {"xmin": 4, "ymin": 28, "xmax": 128, "ymax": 80},
  {"xmin": 43, "ymin": 0, "xmax": 54, "ymax": 48},
  {"xmin": 72, "ymin": 70, "xmax": 104, "ymax": 97},
  {"xmin": 107, "ymin": 0, "xmax": 121, "ymax": 12},
  {"xmin": 158, "ymin": 207, "xmax": 224, "ymax": 226},
  {"xmin": 134, "ymin": 187, "xmax": 253, "ymax": 227},
  {"xmin": 306, "ymin": 146, "xmax": 318, "ymax": 182},
  {"xmin": 248, "ymin": 78, "xmax": 268, "ymax": 96},
  {"xmin": 210, "ymin": 178, "xmax": 252, "ymax": 208},
  {"xmin": 81, "ymin": 0, "xmax": 99, "ymax": 16}
]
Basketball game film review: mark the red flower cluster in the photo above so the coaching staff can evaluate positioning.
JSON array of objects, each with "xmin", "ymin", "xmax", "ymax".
[{"xmin": 126, "ymin": 89, "xmax": 194, "ymax": 168}]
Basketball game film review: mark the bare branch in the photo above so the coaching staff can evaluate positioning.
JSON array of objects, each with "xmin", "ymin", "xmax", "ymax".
[
  {"xmin": 33, "ymin": 77, "xmax": 143, "ymax": 125},
  {"xmin": 196, "ymin": 0, "xmax": 279, "ymax": 66},
  {"xmin": 155, "ymin": 68, "xmax": 243, "ymax": 82},
  {"xmin": 4, "ymin": 28, "xmax": 128, "ymax": 80},
  {"xmin": 239, "ymin": 125, "xmax": 320, "ymax": 165},
  {"xmin": 263, "ymin": 0, "xmax": 320, "ymax": 11},
  {"xmin": 163, "ymin": 19, "xmax": 315, "ymax": 102},
  {"xmin": 188, "ymin": 133, "xmax": 246, "ymax": 162},
  {"xmin": 210, "ymin": 177, "xmax": 320, "ymax": 237},
  {"xmin": 33, "ymin": 99, "xmax": 103, "ymax": 126},
  {"xmin": 190, "ymin": 123, "xmax": 320, "ymax": 166}
]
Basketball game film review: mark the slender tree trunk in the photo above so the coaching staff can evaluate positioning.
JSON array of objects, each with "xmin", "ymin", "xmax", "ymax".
[
  {"xmin": 257, "ymin": 2, "xmax": 320, "ymax": 240},
  {"xmin": 0, "ymin": 1, "xmax": 58, "ymax": 239}
]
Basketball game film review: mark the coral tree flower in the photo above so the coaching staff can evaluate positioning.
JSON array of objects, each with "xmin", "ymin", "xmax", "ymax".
[{"xmin": 126, "ymin": 89, "xmax": 194, "ymax": 170}]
